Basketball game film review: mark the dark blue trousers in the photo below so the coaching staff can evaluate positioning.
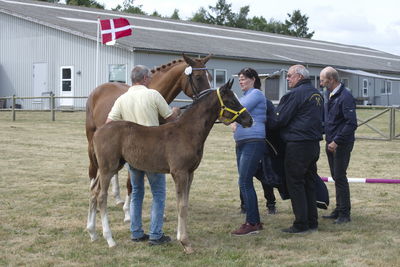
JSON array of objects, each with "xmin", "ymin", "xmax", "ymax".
[{"xmin": 326, "ymin": 142, "xmax": 354, "ymax": 217}]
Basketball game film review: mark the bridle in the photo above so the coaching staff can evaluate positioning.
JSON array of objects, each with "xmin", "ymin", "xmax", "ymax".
[
  {"xmin": 183, "ymin": 66, "xmax": 247, "ymax": 123},
  {"xmin": 184, "ymin": 66, "xmax": 211, "ymax": 99},
  {"xmin": 216, "ymin": 88, "xmax": 247, "ymax": 124}
]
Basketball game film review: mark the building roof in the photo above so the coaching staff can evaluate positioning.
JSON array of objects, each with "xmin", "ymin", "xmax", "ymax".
[{"xmin": 1, "ymin": 0, "xmax": 400, "ymax": 74}]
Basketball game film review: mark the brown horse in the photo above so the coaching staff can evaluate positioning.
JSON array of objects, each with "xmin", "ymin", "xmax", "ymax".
[
  {"xmin": 87, "ymin": 79, "xmax": 253, "ymax": 253},
  {"xmin": 85, "ymin": 54, "xmax": 212, "ymax": 220}
]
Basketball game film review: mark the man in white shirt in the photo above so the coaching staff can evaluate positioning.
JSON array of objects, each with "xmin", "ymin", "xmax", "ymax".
[{"xmin": 106, "ymin": 65, "xmax": 180, "ymax": 245}]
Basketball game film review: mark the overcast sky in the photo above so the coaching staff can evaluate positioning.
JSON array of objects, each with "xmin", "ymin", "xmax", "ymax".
[{"xmin": 96, "ymin": 0, "xmax": 400, "ymax": 56}]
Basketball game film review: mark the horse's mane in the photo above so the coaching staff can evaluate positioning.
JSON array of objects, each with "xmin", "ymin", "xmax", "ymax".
[
  {"xmin": 150, "ymin": 57, "xmax": 206, "ymax": 74},
  {"xmin": 151, "ymin": 59, "xmax": 185, "ymax": 74}
]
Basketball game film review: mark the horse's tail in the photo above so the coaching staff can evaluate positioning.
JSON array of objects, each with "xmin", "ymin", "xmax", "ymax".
[{"xmin": 88, "ymin": 139, "xmax": 99, "ymax": 180}]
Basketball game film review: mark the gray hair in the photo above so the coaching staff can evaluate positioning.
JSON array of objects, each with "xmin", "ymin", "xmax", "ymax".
[
  {"xmin": 292, "ymin": 64, "xmax": 310, "ymax": 79},
  {"xmin": 130, "ymin": 65, "xmax": 151, "ymax": 84}
]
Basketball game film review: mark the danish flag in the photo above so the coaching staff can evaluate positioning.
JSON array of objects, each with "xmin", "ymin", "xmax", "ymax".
[{"xmin": 100, "ymin": 18, "xmax": 132, "ymax": 44}]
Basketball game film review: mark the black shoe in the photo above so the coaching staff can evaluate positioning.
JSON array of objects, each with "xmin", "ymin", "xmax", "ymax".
[
  {"xmin": 334, "ymin": 216, "xmax": 351, "ymax": 224},
  {"xmin": 148, "ymin": 234, "xmax": 171, "ymax": 246},
  {"xmin": 281, "ymin": 226, "xmax": 309, "ymax": 234},
  {"xmin": 308, "ymin": 227, "xmax": 318, "ymax": 233},
  {"xmin": 267, "ymin": 206, "xmax": 277, "ymax": 215},
  {"xmin": 322, "ymin": 213, "xmax": 338, "ymax": 219},
  {"xmin": 131, "ymin": 234, "xmax": 149, "ymax": 242}
]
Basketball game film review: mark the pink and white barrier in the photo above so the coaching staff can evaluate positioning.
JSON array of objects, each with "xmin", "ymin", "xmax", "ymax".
[{"xmin": 320, "ymin": 177, "xmax": 400, "ymax": 184}]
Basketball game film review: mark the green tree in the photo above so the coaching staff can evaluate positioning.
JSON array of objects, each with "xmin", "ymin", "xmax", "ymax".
[
  {"xmin": 150, "ymin": 11, "xmax": 162, "ymax": 18},
  {"xmin": 190, "ymin": 7, "xmax": 209, "ymax": 24},
  {"xmin": 284, "ymin": 10, "xmax": 314, "ymax": 38},
  {"xmin": 228, "ymin": 5, "xmax": 250, "ymax": 28},
  {"xmin": 66, "ymin": 0, "xmax": 104, "ymax": 9},
  {"xmin": 170, "ymin": 9, "xmax": 181, "ymax": 20},
  {"xmin": 112, "ymin": 0, "xmax": 146, "ymax": 15}
]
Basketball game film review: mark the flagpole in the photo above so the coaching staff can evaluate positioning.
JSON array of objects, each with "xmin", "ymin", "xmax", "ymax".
[{"xmin": 95, "ymin": 17, "xmax": 100, "ymax": 86}]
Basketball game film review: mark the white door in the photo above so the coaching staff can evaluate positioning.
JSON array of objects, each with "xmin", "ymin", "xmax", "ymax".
[
  {"xmin": 33, "ymin": 63, "xmax": 48, "ymax": 102},
  {"xmin": 60, "ymin": 66, "xmax": 74, "ymax": 106}
]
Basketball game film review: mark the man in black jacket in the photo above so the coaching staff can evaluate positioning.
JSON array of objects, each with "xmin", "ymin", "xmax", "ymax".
[
  {"xmin": 320, "ymin": 66, "xmax": 357, "ymax": 224},
  {"xmin": 271, "ymin": 64, "xmax": 323, "ymax": 234}
]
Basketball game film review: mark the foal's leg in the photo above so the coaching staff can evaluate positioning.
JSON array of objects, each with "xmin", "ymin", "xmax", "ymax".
[
  {"xmin": 173, "ymin": 171, "xmax": 194, "ymax": 254},
  {"xmin": 87, "ymin": 178, "xmax": 99, "ymax": 242},
  {"xmin": 111, "ymin": 173, "xmax": 124, "ymax": 206},
  {"xmin": 98, "ymin": 172, "xmax": 117, "ymax": 247},
  {"xmin": 123, "ymin": 174, "xmax": 132, "ymax": 223}
]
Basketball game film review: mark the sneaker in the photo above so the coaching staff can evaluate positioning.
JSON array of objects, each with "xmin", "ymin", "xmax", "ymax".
[
  {"xmin": 267, "ymin": 206, "xmax": 277, "ymax": 215},
  {"xmin": 281, "ymin": 226, "xmax": 309, "ymax": 234},
  {"xmin": 231, "ymin": 222, "xmax": 263, "ymax": 236},
  {"xmin": 333, "ymin": 216, "xmax": 351, "ymax": 224},
  {"xmin": 148, "ymin": 234, "xmax": 171, "ymax": 246},
  {"xmin": 131, "ymin": 234, "xmax": 149, "ymax": 242}
]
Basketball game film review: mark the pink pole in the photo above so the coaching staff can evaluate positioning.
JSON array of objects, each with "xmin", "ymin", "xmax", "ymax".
[{"xmin": 320, "ymin": 177, "xmax": 400, "ymax": 184}]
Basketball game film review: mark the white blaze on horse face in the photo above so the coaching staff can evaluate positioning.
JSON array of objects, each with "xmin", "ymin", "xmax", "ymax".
[{"xmin": 184, "ymin": 66, "xmax": 192, "ymax": 75}]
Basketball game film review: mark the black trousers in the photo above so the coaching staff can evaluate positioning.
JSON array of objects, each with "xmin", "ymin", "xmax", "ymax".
[
  {"xmin": 326, "ymin": 142, "xmax": 354, "ymax": 217},
  {"xmin": 285, "ymin": 141, "xmax": 320, "ymax": 230}
]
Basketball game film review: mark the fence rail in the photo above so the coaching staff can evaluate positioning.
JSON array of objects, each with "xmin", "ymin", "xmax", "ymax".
[
  {"xmin": 1, "ymin": 95, "xmax": 399, "ymax": 141},
  {"xmin": 0, "ymin": 95, "xmax": 192, "ymax": 122}
]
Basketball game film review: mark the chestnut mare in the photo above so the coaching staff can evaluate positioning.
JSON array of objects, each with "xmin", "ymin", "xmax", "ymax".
[
  {"xmin": 87, "ymin": 79, "xmax": 253, "ymax": 253},
  {"xmin": 85, "ymin": 54, "xmax": 212, "ymax": 221}
]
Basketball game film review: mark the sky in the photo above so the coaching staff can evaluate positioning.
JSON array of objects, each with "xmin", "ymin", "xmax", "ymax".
[{"xmin": 95, "ymin": 0, "xmax": 400, "ymax": 56}]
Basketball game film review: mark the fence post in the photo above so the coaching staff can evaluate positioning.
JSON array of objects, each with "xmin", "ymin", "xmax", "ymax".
[
  {"xmin": 390, "ymin": 107, "xmax": 395, "ymax": 140},
  {"xmin": 51, "ymin": 92, "xmax": 55, "ymax": 121},
  {"xmin": 12, "ymin": 95, "xmax": 16, "ymax": 121}
]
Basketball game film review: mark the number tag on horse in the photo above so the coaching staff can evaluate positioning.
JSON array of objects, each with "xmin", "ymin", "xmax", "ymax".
[{"xmin": 184, "ymin": 66, "xmax": 192, "ymax": 75}]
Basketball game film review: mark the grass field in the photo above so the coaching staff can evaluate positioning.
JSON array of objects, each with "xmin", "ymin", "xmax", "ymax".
[{"xmin": 1, "ymin": 111, "xmax": 399, "ymax": 266}]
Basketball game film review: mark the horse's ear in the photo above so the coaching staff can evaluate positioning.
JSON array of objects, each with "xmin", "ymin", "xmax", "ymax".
[
  {"xmin": 202, "ymin": 54, "xmax": 212, "ymax": 64},
  {"xmin": 182, "ymin": 53, "xmax": 196, "ymax": 66},
  {"xmin": 228, "ymin": 78, "xmax": 234, "ymax": 89},
  {"xmin": 221, "ymin": 79, "xmax": 233, "ymax": 93}
]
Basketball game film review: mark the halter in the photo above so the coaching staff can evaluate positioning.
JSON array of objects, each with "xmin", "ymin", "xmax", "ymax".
[
  {"xmin": 216, "ymin": 87, "xmax": 247, "ymax": 124},
  {"xmin": 184, "ymin": 66, "xmax": 211, "ymax": 99}
]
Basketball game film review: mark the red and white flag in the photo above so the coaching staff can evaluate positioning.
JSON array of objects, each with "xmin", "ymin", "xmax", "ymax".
[{"xmin": 100, "ymin": 17, "xmax": 132, "ymax": 44}]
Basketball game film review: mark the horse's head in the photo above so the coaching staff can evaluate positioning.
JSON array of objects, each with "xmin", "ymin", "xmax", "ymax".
[
  {"xmin": 182, "ymin": 53, "xmax": 213, "ymax": 98},
  {"xmin": 217, "ymin": 79, "xmax": 253, "ymax": 128}
]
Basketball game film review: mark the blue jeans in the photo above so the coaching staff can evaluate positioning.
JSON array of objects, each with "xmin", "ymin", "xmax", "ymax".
[
  {"xmin": 236, "ymin": 140, "xmax": 266, "ymax": 225},
  {"xmin": 129, "ymin": 166, "xmax": 166, "ymax": 240}
]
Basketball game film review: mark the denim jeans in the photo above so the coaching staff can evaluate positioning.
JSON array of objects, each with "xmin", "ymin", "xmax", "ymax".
[
  {"xmin": 236, "ymin": 140, "xmax": 266, "ymax": 225},
  {"xmin": 129, "ymin": 166, "xmax": 166, "ymax": 240},
  {"xmin": 326, "ymin": 142, "xmax": 354, "ymax": 217}
]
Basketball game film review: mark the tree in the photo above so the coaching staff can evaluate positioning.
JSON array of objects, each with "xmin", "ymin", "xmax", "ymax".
[
  {"xmin": 170, "ymin": 9, "xmax": 181, "ymax": 20},
  {"xmin": 66, "ymin": 0, "xmax": 104, "ymax": 9},
  {"xmin": 284, "ymin": 10, "xmax": 314, "ymax": 38},
  {"xmin": 190, "ymin": 7, "xmax": 209, "ymax": 24},
  {"xmin": 112, "ymin": 0, "xmax": 146, "ymax": 15}
]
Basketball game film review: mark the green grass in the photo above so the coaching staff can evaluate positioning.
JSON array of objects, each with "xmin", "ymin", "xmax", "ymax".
[{"xmin": 0, "ymin": 111, "xmax": 399, "ymax": 266}]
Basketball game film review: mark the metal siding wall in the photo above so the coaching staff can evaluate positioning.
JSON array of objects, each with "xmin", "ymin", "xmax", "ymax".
[{"xmin": 0, "ymin": 13, "xmax": 135, "ymax": 109}]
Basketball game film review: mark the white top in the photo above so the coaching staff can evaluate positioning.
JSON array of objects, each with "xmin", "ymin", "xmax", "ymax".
[{"xmin": 107, "ymin": 85, "xmax": 172, "ymax": 126}]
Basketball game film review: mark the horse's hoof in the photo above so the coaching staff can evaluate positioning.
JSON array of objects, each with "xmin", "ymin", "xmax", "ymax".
[
  {"xmin": 108, "ymin": 240, "xmax": 117, "ymax": 248},
  {"xmin": 123, "ymin": 217, "xmax": 130, "ymax": 223},
  {"xmin": 184, "ymin": 246, "xmax": 194, "ymax": 254}
]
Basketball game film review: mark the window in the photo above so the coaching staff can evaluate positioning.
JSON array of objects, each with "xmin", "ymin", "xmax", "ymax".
[
  {"xmin": 382, "ymin": 80, "xmax": 392, "ymax": 95},
  {"xmin": 61, "ymin": 67, "xmax": 72, "ymax": 92},
  {"xmin": 214, "ymin": 69, "xmax": 227, "ymax": 88},
  {"xmin": 362, "ymin": 79, "xmax": 368, "ymax": 97},
  {"xmin": 208, "ymin": 69, "xmax": 226, "ymax": 88},
  {"xmin": 109, "ymin": 64, "xmax": 127, "ymax": 83}
]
